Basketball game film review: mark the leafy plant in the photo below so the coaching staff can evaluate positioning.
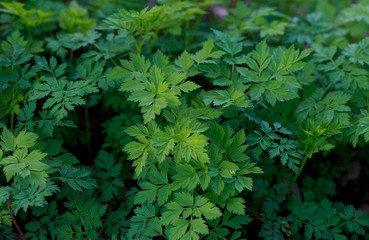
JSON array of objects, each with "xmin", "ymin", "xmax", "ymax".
[{"xmin": 1, "ymin": 0, "xmax": 369, "ymax": 240}]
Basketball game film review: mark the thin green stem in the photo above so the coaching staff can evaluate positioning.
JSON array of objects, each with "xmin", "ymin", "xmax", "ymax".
[
  {"xmin": 108, "ymin": 38, "xmax": 118, "ymax": 66},
  {"xmin": 323, "ymin": 81, "xmax": 332, "ymax": 96},
  {"xmin": 93, "ymin": 43, "xmax": 117, "ymax": 66},
  {"xmin": 10, "ymin": 113, "xmax": 14, "ymax": 132},
  {"xmin": 186, "ymin": 15, "xmax": 203, "ymax": 47},
  {"xmin": 194, "ymin": 14, "xmax": 203, "ymax": 30},
  {"xmin": 110, "ymin": 57, "xmax": 118, "ymax": 66},
  {"xmin": 334, "ymin": 219, "xmax": 353, "ymax": 229},
  {"xmin": 185, "ymin": 20, "xmax": 190, "ymax": 48},
  {"xmin": 134, "ymin": 36, "xmax": 144, "ymax": 55},
  {"xmin": 136, "ymin": 24, "xmax": 144, "ymax": 55},
  {"xmin": 26, "ymin": 26, "xmax": 32, "ymax": 40},
  {"xmin": 137, "ymin": 38, "xmax": 144, "ymax": 55},
  {"xmin": 69, "ymin": 49, "xmax": 74, "ymax": 63},
  {"xmin": 234, "ymin": 115, "xmax": 245, "ymax": 130},
  {"xmin": 133, "ymin": 38, "xmax": 139, "ymax": 54},
  {"xmin": 288, "ymin": 155, "xmax": 308, "ymax": 190},
  {"xmin": 149, "ymin": 23, "xmax": 161, "ymax": 54},
  {"xmin": 286, "ymin": 0, "xmax": 292, "ymax": 15},
  {"xmin": 10, "ymin": 84, "xmax": 15, "ymax": 131},
  {"xmin": 84, "ymin": 100, "xmax": 91, "ymax": 153}
]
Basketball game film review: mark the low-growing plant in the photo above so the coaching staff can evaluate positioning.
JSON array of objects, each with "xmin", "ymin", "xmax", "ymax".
[{"xmin": 1, "ymin": 0, "xmax": 369, "ymax": 240}]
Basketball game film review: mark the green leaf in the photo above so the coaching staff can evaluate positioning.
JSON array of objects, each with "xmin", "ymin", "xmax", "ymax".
[
  {"xmin": 193, "ymin": 39, "xmax": 225, "ymax": 64},
  {"xmin": 117, "ymin": 53, "xmax": 198, "ymax": 123},
  {"xmin": 59, "ymin": 165, "xmax": 96, "ymax": 191},
  {"xmin": 175, "ymin": 51, "xmax": 194, "ymax": 73},
  {"xmin": 0, "ymin": 210, "xmax": 11, "ymax": 226},
  {"xmin": 95, "ymin": 151, "xmax": 124, "ymax": 202},
  {"xmin": 0, "ymin": 128, "xmax": 17, "ymax": 152},
  {"xmin": 30, "ymin": 58, "xmax": 98, "ymax": 120},
  {"xmin": 172, "ymin": 163, "xmax": 200, "ymax": 191},
  {"xmin": 129, "ymin": 204, "xmax": 162, "ymax": 238},
  {"xmin": 226, "ymin": 198, "xmax": 245, "ymax": 215},
  {"xmin": 168, "ymin": 219, "xmax": 190, "ymax": 240}
]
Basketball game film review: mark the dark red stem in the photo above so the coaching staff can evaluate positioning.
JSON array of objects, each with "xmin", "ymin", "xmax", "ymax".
[
  {"xmin": 230, "ymin": 0, "xmax": 238, "ymax": 8},
  {"xmin": 6, "ymin": 198, "xmax": 26, "ymax": 240}
]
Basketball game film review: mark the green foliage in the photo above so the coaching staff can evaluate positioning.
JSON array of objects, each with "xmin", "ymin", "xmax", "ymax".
[
  {"xmin": 0, "ymin": 2, "xmax": 54, "ymax": 28},
  {"xmin": 29, "ymin": 56, "xmax": 98, "ymax": 120},
  {"xmin": 94, "ymin": 150, "xmax": 124, "ymax": 202},
  {"xmin": 248, "ymin": 121, "xmax": 302, "ymax": 172},
  {"xmin": 0, "ymin": 210, "xmax": 11, "ymax": 227},
  {"xmin": 161, "ymin": 192, "xmax": 222, "ymax": 239},
  {"xmin": 222, "ymin": 4, "xmax": 293, "ymax": 38},
  {"xmin": 236, "ymin": 41, "xmax": 311, "ymax": 106},
  {"xmin": 1, "ymin": 1, "xmax": 369, "ymax": 240},
  {"xmin": 59, "ymin": 1, "xmax": 96, "ymax": 33},
  {"xmin": 0, "ymin": 129, "xmax": 49, "ymax": 187},
  {"xmin": 112, "ymin": 51, "xmax": 200, "ymax": 123},
  {"xmin": 288, "ymin": 198, "xmax": 369, "ymax": 239},
  {"xmin": 101, "ymin": 3, "xmax": 204, "ymax": 54},
  {"xmin": 46, "ymin": 31, "xmax": 101, "ymax": 58}
]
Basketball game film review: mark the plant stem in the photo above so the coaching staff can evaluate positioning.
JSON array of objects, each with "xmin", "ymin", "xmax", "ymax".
[
  {"xmin": 26, "ymin": 26, "xmax": 32, "ymax": 40},
  {"xmin": 149, "ymin": 23, "xmax": 161, "ymax": 54},
  {"xmin": 230, "ymin": 0, "xmax": 238, "ymax": 8},
  {"xmin": 185, "ymin": 20, "xmax": 189, "ymax": 48},
  {"xmin": 110, "ymin": 58, "xmax": 118, "ymax": 66},
  {"xmin": 10, "ymin": 113, "xmax": 14, "ymax": 132},
  {"xmin": 233, "ymin": 115, "xmax": 245, "ymax": 130},
  {"xmin": 135, "ymin": 27, "xmax": 144, "ymax": 55},
  {"xmin": 10, "ymin": 84, "xmax": 15, "ymax": 131},
  {"xmin": 6, "ymin": 198, "xmax": 26, "ymax": 240},
  {"xmin": 84, "ymin": 100, "xmax": 91, "ymax": 153},
  {"xmin": 69, "ymin": 49, "xmax": 74, "ymax": 63},
  {"xmin": 288, "ymin": 155, "xmax": 308, "ymax": 190},
  {"xmin": 186, "ymin": 15, "xmax": 203, "ymax": 48},
  {"xmin": 93, "ymin": 43, "xmax": 117, "ymax": 66}
]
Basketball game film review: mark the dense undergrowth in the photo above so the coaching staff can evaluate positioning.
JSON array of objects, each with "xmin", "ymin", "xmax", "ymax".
[{"xmin": 1, "ymin": 0, "xmax": 369, "ymax": 239}]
